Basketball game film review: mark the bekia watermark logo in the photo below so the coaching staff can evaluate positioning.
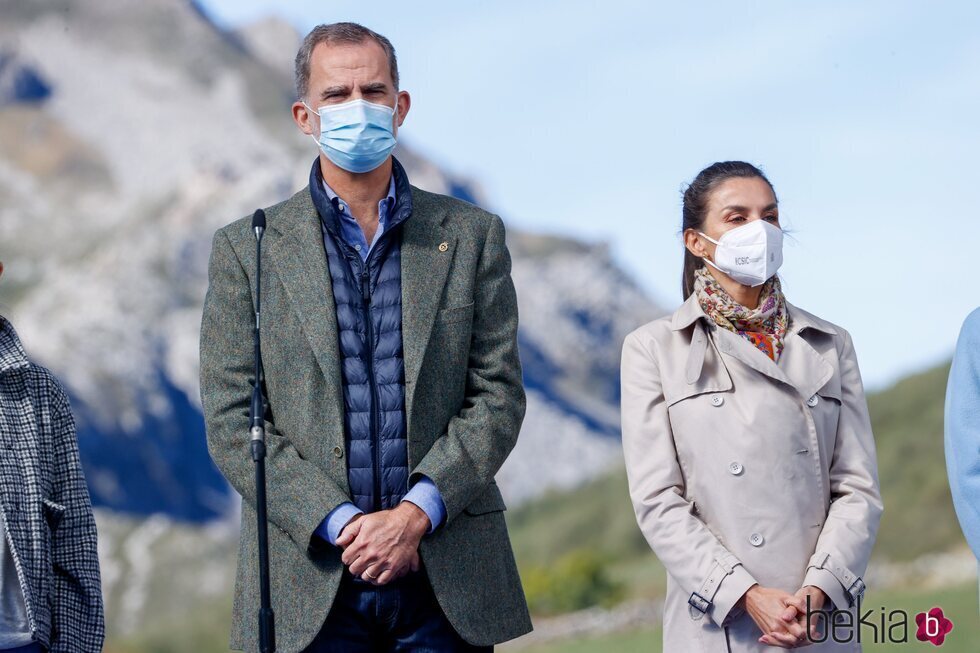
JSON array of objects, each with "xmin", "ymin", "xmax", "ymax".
[
  {"xmin": 803, "ymin": 596, "xmax": 955, "ymax": 646},
  {"xmin": 914, "ymin": 607, "xmax": 954, "ymax": 646}
]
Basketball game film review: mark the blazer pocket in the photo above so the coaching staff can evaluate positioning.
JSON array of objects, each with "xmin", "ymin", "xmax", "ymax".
[
  {"xmin": 463, "ymin": 481, "xmax": 507, "ymax": 515},
  {"xmin": 42, "ymin": 498, "xmax": 67, "ymax": 533},
  {"xmin": 435, "ymin": 302, "xmax": 475, "ymax": 326}
]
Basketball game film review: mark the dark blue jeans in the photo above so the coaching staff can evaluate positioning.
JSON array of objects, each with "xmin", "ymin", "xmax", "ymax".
[
  {"xmin": 0, "ymin": 643, "xmax": 45, "ymax": 653},
  {"xmin": 304, "ymin": 566, "xmax": 493, "ymax": 653}
]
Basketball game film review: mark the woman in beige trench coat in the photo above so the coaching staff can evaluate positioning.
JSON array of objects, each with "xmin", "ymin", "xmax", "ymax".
[{"xmin": 621, "ymin": 162, "xmax": 883, "ymax": 652}]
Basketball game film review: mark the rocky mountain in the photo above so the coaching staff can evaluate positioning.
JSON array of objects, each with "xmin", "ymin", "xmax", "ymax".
[{"xmin": 0, "ymin": 0, "xmax": 663, "ymax": 638}]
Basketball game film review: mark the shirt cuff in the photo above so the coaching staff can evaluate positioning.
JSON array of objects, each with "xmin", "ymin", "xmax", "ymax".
[
  {"xmin": 315, "ymin": 502, "xmax": 364, "ymax": 546},
  {"xmin": 401, "ymin": 475, "xmax": 446, "ymax": 533}
]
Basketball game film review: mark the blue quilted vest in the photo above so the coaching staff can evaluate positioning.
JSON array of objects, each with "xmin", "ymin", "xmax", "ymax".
[{"xmin": 309, "ymin": 157, "xmax": 413, "ymax": 514}]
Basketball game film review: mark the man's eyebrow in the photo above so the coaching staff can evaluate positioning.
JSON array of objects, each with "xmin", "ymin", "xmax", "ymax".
[
  {"xmin": 319, "ymin": 85, "xmax": 351, "ymax": 99},
  {"xmin": 359, "ymin": 82, "xmax": 388, "ymax": 93}
]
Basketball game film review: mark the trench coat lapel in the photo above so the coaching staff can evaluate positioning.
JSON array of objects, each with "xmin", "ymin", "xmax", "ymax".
[
  {"xmin": 671, "ymin": 293, "xmax": 835, "ymax": 400},
  {"xmin": 672, "ymin": 294, "xmax": 718, "ymax": 386},
  {"xmin": 779, "ymin": 301, "xmax": 837, "ymax": 400},
  {"xmin": 712, "ymin": 326, "xmax": 798, "ymax": 390},
  {"xmin": 712, "ymin": 303, "xmax": 835, "ymax": 401},
  {"xmin": 400, "ymin": 189, "xmax": 456, "ymax": 389}
]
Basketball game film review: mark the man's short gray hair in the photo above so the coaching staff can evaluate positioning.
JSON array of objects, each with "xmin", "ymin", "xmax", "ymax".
[{"xmin": 294, "ymin": 22, "xmax": 399, "ymax": 100}]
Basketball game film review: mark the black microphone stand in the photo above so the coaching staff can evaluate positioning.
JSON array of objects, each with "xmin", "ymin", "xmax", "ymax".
[{"xmin": 249, "ymin": 208, "xmax": 275, "ymax": 652}]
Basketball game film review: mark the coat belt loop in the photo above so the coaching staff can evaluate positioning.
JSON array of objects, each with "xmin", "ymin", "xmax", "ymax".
[{"xmin": 688, "ymin": 556, "xmax": 738, "ymax": 620}]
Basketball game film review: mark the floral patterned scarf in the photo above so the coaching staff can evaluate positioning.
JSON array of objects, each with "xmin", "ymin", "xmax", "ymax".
[{"xmin": 693, "ymin": 266, "xmax": 790, "ymax": 362}]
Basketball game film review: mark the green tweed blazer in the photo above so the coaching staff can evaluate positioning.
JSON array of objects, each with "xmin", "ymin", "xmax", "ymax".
[{"xmin": 199, "ymin": 181, "xmax": 532, "ymax": 652}]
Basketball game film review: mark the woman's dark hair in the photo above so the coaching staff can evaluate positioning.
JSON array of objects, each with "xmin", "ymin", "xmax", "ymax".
[{"xmin": 681, "ymin": 161, "xmax": 777, "ymax": 299}]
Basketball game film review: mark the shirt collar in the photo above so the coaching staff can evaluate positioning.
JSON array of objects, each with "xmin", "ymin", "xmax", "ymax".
[
  {"xmin": 0, "ymin": 316, "xmax": 31, "ymax": 376},
  {"xmin": 319, "ymin": 174, "xmax": 396, "ymax": 223},
  {"xmin": 308, "ymin": 156, "xmax": 414, "ymax": 238}
]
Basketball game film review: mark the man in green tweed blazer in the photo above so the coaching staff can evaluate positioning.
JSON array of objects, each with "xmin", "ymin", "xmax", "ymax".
[{"xmin": 200, "ymin": 21, "xmax": 531, "ymax": 653}]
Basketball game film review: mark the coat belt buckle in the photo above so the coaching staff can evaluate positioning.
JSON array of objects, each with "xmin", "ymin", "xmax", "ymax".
[
  {"xmin": 688, "ymin": 591, "xmax": 711, "ymax": 614},
  {"xmin": 847, "ymin": 577, "xmax": 866, "ymax": 603}
]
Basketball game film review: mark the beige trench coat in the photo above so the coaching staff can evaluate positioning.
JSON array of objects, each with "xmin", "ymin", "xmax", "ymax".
[{"xmin": 621, "ymin": 293, "xmax": 883, "ymax": 652}]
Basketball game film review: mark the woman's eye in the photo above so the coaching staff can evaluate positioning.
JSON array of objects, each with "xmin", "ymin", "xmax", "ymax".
[{"xmin": 765, "ymin": 215, "xmax": 779, "ymax": 222}]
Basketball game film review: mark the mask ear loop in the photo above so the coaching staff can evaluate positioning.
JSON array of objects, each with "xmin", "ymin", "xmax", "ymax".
[
  {"xmin": 697, "ymin": 231, "xmax": 720, "ymax": 246},
  {"xmin": 696, "ymin": 231, "xmax": 726, "ymax": 273},
  {"xmin": 390, "ymin": 94, "xmax": 400, "ymax": 134},
  {"xmin": 302, "ymin": 100, "xmax": 322, "ymax": 149}
]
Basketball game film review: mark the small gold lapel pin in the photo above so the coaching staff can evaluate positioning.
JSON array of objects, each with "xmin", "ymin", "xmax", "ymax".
[{"xmin": 438, "ymin": 242, "xmax": 449, "ymax": 252}]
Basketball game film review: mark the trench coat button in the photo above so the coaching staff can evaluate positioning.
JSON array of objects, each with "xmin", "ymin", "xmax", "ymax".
[
  {"xmin": 711, "ymin": 395, "xmax": 724, "ymax": 407},
  {"xmin": 749, "ymin": 532, "xmax": 764, "ymax": 547},
  {"xmin": 729, "ymin": 462, "xmax": 743, "ymax": 475},
  {"xmin": 807, "ymin": 395, "xmax": 819, "ymax": 407},
  {"xmin": 333, "ymin": 446, "xmax": 344, "ymax": 459}
]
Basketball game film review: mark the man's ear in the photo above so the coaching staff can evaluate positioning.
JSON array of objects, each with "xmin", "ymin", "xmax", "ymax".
[
  {"xmin": 395, "ymin": 91, "xmax": 411, "ymax": 128},
  {"xmin": 292, "ymin": 101, "xmax": 316, "ymax": 136}
]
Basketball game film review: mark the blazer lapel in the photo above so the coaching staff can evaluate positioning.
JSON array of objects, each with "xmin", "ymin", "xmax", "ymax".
[
  {"xmin": 400, "ymin": 188, "xmax": 456, "ymax": 389},
  {"xmin": 264, "ymin": 184, "xmax": 460, "ymax": 435},
  {"xmin": 265, "ymin": 190, "xmax": 344, "ymax": 399}
]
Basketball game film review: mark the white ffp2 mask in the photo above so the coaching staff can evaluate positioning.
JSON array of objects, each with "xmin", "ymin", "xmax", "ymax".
[{"xmin": 699, "ymin": 220, "xmax": 783, "ymax": 287}]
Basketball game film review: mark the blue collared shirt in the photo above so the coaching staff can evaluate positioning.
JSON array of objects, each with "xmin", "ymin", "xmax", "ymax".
[
  {"xmin": 314, "ymin": 174, "xmax": 447, "ymax": 546},
  {"xmin": 321, "ymin": 174, "xmax": 396, "ymax": 262}
]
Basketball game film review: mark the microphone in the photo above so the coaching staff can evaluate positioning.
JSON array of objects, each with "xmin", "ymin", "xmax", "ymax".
[
  {"xmin": 252, "ymin": 208, "xmax": 266, "ymax": 237},
  {"xmin": 250, "ymin": 208, "xmax": 266, "ymax": 439},
  {"xmin": 247, "ymin": 207, "xmax": 276, "ymax": 652}
]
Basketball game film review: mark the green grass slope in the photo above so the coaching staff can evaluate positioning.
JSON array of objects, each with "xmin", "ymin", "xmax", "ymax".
[{"xmin": 867, "ymin": 361, "xmax": 962, "ymax": 560}]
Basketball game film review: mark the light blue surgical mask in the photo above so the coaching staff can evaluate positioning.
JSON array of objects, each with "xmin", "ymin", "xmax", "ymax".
[{"xmin": 303, "ymin": 98, "xmax": 398, "ymax": 173}]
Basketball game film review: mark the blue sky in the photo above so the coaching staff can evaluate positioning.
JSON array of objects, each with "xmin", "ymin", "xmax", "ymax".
[{"xmin": 202, "ymin": 0, "xmax": 980, "ymax": 390}]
